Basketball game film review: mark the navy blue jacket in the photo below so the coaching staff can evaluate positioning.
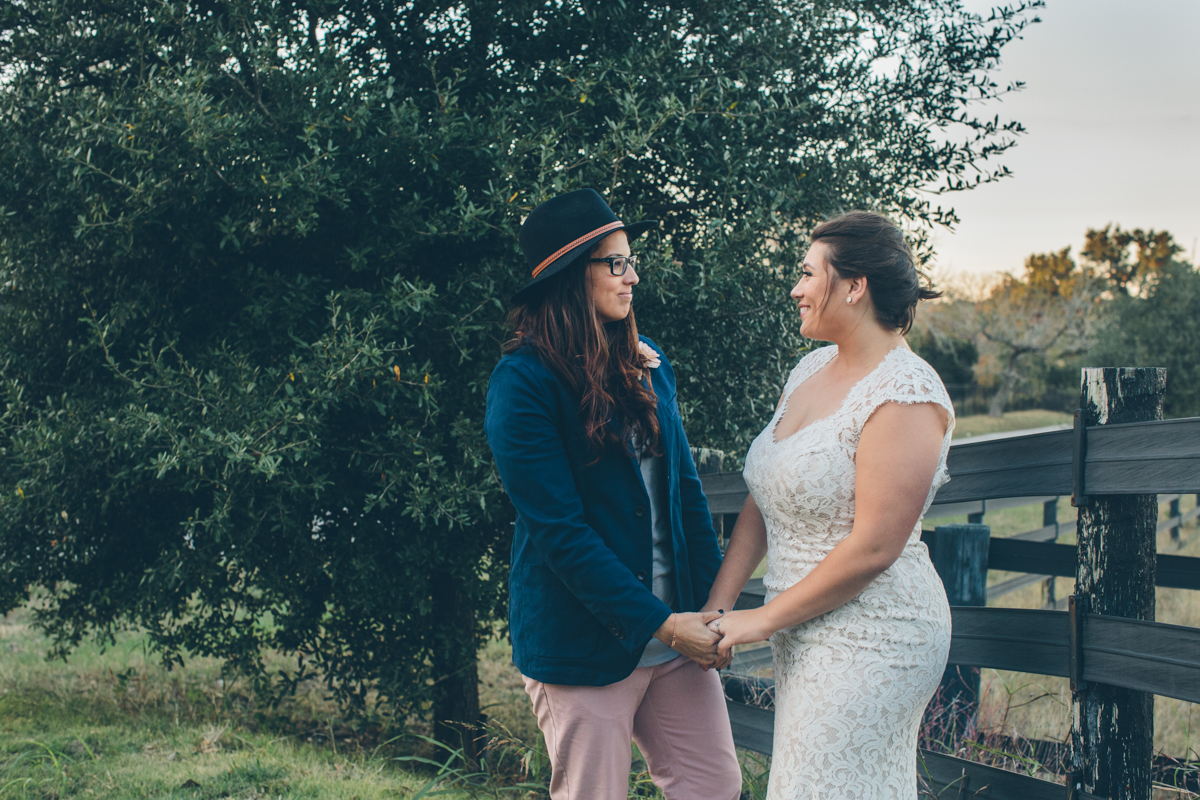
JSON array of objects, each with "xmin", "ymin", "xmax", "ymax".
[{"xmin": 484, "ymin": 336, "xmax": 723, "ymax": 685}]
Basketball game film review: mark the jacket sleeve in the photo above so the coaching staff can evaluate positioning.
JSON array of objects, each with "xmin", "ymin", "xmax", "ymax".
[{"xmin": 485, "ymin": 357, "xmax": 672, "ymax": 654}]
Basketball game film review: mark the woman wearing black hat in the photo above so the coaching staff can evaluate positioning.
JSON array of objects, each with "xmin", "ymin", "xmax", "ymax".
[{"xmin": 485, "ymin": 189, "xmax": 742, "ymax": 800}]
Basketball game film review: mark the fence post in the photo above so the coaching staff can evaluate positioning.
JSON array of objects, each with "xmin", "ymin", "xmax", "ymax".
[
  {"xmin": 1069, "ymin": 367, "xmax": 1164, "ymax": 800},
  {"xmin": 1043, "ymin": 498, "xmax": 1059, "ymax": 607},
  {"xmin": 1169, "ymin": 496, "xmax": 1181, "ymax": 544},
  {"xmin": 928, "ymin": 523, "xmax": 990, "ymax": 736}
]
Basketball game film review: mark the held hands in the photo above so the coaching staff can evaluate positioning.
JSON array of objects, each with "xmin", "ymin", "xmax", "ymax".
[
  {"xmin": 654, "ymin": 608, "xmax": 776, "ymax": 670},
  {"xmin": 653, "ymin": 611, "xmax": 724, "ymax": 669},
  {"xmin": 706, "ymin": 608, "xmax": 774, "ymax": 661}
]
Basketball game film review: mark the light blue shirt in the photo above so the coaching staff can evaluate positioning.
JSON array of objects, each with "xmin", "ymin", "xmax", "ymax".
[{"xmin": 636, "ymin": 442, "xmax": 680, "ymax": 668}]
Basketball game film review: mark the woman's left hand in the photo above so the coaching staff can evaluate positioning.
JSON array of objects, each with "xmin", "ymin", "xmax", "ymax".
[{"xmin": 708, "ymin": 608, "xmax": 775, "ymax": 658}]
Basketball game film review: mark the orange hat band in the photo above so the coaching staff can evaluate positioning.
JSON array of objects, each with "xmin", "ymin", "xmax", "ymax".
[{"xmin": 530, "ymin": 220, "xmax": 625, "ymax": 278}]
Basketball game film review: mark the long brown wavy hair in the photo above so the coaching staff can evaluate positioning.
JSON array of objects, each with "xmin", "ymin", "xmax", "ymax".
[{"xmin": 505, "ymin": 251, "xmax": 661, "ymax": 458}]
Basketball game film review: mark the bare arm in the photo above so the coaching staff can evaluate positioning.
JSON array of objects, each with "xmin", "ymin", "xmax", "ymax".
[{"xmin": 712, "ymin": 401, "xmax": 949, "ymax": 656}]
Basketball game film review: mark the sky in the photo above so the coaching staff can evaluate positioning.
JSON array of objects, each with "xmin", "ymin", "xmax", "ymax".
[{"xmin": 928, "ymin": 0, "xmax": 1200, "ymax": 277}]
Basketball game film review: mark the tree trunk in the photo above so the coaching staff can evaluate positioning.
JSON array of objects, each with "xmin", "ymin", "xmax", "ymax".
[
  {"xmin": 987, "ymin": 351, "xmax": 1023, "ymax": 417},
  {"xmin": 1069, "ymin": 367, "xmax": 1165, "ymax": 800},
  {"xmin": 430, "ymin": 570, "xmax": 483, "ymax": 763}
]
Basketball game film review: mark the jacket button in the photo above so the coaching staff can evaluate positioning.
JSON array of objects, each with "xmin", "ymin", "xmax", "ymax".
[
  {"xmin": 636, "ymin": 570, "xmax": 648, "ymax": 582},
  {"xmin": 634, "ymin": 506, "xmax": 646, "ymax": 518}
]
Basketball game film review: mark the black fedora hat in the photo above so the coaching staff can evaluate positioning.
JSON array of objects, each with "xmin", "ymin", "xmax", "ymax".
[{"xmin": 513, "ymin": 188, "xmax": 657, "ymax": 303}]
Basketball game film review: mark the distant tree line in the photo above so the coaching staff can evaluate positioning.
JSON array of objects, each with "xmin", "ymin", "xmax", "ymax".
[{"xmin": 913, "ymin": 225, "xmax": 1197, "ymax": 418}]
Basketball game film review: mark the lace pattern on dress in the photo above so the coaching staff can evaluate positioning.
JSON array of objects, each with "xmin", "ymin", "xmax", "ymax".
[{"xmin": 741, "ymin": 345, "xmax": 955, "ymax": 800}]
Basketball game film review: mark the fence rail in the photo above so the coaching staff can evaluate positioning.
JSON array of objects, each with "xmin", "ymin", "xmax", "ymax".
[
  {"xmin": 703, "ymin": 378, "xmax": 1200, "ymax": 799},
  {"xmin": 729, "ymin": 596, "xmax": 1200, "ymax": 705},
  {"xmin": 701, "ymin": 418, "xmax": 1200, "ymax": 515}
]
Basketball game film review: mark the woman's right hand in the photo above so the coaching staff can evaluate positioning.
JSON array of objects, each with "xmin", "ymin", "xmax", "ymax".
[{"xmin": 654, "ymin": 611, "xmax": 724, "ymax": 669}]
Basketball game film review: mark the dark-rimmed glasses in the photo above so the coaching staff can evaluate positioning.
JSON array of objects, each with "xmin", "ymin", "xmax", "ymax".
[{"xmin": 589, "ymin": 254, "xmax": 639, "ymax": 276}]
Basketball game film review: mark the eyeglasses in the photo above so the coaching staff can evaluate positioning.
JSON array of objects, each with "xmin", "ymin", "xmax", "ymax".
[{"xmin": 588, "ymin": 254, "xmax": 639, "ymax": 276}]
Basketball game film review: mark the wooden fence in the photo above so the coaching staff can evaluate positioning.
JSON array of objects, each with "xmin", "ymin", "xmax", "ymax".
[{"xmin": 699, "ymin": 367, "xmax": 1200, "ymax": 800}]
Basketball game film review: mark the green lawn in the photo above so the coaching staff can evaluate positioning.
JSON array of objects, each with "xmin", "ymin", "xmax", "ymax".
[
  {"xmin": 952, "ymin": 409, "xmax": 1073, "ymax": 440},
  {"xmin": 0, "ymin": 606, "xmax": 490, "ymax": 800},
  {"xmin": 0, "ymin": 604, "xmax": 682, "ymax": 799}
]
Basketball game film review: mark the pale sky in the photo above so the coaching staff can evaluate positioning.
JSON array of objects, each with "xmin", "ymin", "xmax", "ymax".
[{"xmin": 929, "ymin": 0, "xmax": 1200, "ymax": 277}]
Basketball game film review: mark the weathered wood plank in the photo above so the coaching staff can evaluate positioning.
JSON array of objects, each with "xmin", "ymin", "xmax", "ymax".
[
  {"xmin": 731, "ymin": 551, "xmax": 1200, "ymax": 625},
  {"xmin": 725, "ymin": 699, "xmax": 775, "ymax": 756},
  {"xmin": 947, "ymin": 607, "xmax": 1070, "ymax": 677},
  {"xmin": 988, "ymin": 539, "xmax": 1077, "ymax": 577},
  {"xmin": 1084, "ymin": 614, "xmax": 1200, "ymax": 705},
  {"xmin": 928, "ymin": 524, "xmax": 990, "ymax": 728},
  {"xmin": 987, "ymin": 539, "xmax": 1200, "ymax": 590},
  {"xmin": 934, "ymin": 430, "xmax": 1074, "ymax": 504},
  {"xmin": 699, "ymin": 418, "xmax": 1200, "ymax": 515},
  {"xmin": 920, "ymin": 751, "xmax": 1099, "ymax": 800},
  {"xmin": 701, "ymin": 471, "xmax": 750, "ymax": 514},
  {"xmin": 988, "ymin": 571, "xmax": 1050, "ymax": 600},
  {"xmin": 735, "ymin": 577, "xmax": 765, "ymax": 610},
  {"xmin": 930, "ymin": 524, "xmax": 990, "ymax": 606},
  {"xmin": 932, "ymin": 417, "xmax": 1200, "ymax": 503},
  {"xmin": 1156, "ymin": 553, "xmax": 1200, "ymax": 591},
  {"xmin": 1084, "ymin": 418, "xmax": 1200, "ymax": 495},
  {"xmin": 928, "ymin": 495, "xmax": 1061, "ymax": 518},
  {"xmin": 926, "ymin": 498, "xmax": 985, "ymax": 519},
  {"xmin": 724, "ymin": 601, "xmax": 1200, "ymax": 704},
  {"xmin": 1013, "ymin": 519, "xmax": 1076, "ymax": 542}
]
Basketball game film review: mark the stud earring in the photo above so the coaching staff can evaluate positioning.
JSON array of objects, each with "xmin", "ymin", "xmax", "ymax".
[{"xmin": 847, "ymin": 296, "xmax": 853, "ymax": 304}]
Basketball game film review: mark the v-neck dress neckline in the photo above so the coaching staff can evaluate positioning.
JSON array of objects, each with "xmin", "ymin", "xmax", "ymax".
[{"xmin": 770, "ymin": 345, "xmax": 907, "ymax": 445}]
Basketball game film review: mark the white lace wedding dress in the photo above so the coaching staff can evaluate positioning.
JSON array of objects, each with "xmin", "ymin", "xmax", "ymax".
[{"xmin": 742, "ymin": 345, "xmax": 954, "ymax": 799}]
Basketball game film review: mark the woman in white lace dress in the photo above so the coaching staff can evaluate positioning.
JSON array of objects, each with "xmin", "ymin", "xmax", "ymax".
[{"xmin": 704, "ymin": 212, "xmax": 953, "ymax": 799}]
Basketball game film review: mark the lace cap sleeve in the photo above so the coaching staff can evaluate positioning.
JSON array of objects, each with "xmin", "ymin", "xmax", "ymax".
[
  {"xmin": 848, "ymin": 349, "xmax": 955, "ymax": 445},
  {"xmin": 846, "ymin": 349, "xmax": 956, "ymax": 492}
]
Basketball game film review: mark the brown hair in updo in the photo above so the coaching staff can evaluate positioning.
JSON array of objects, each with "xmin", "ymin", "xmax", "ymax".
[{"xmin": 810, "ymin": 211, "xmax": 941, "ymax": 334}]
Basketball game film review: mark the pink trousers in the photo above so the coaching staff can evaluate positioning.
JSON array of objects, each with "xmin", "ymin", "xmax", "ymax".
[{"xmin": 522, "ymin": 656, "xmax": 742, "ymax": 800}]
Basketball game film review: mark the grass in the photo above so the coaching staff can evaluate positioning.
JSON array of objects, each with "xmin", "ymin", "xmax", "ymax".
[
  {"xmin": 0, "ymin": 608, "xmax": 504, "ymax": 800},
  {"xmin": 0, "ymin": 605, "xmax": 692, "ymax": 800},
  {"xmin": 951, "ymin": 409, "xmax": 1073, "ymax": 440}
]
